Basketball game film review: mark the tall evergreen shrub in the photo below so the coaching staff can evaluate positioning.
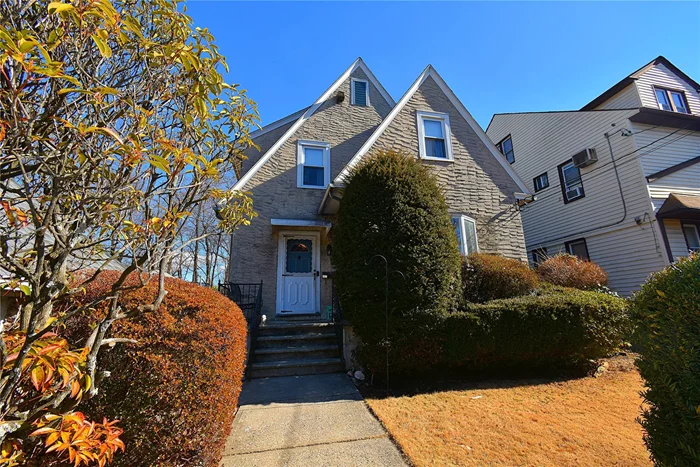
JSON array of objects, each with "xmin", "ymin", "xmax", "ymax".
[
  {"xmin": 632, "ymin": 254, "xmax": 700, "ymax": 466},
  {"xmin": 333, "ymin": 150, "xmax": 461, "ymax": 376}
]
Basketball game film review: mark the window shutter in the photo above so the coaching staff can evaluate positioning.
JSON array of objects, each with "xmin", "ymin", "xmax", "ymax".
[{"xmin": 353, "ymin": 80, "xmax": 367, "ymax": 106}]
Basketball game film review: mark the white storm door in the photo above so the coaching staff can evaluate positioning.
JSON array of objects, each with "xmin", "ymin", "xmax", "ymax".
[{"xmin": 278, "ymin": 234, "xmax": 319, "ymax": 314}]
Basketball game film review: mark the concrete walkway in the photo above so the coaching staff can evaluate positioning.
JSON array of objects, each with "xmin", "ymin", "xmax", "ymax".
[{"xmin": 220, "ymin": 373, "xmax": 407, "ymax": 467}]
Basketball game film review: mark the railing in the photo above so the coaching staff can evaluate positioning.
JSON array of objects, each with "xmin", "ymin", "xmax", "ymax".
[
  {"xmin": 218, "ymin": 281, "xmax": 263, "ymax": 379},
  {"xmin": 331, "ymin": 280, "xmax": 345, "ymax": 368}
]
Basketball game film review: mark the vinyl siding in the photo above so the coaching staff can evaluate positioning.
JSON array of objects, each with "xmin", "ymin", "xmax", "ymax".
[
  {"xmin": 663, "ymin": 219, "xmax": 692, "ymax": 260},
  {"xmin": 633, "ymin": 123, "xmax": 700, "ymax": 199},
  {"xmin": 635, "ymin": 63, "xmax": 700, "ymax": 115},
  {"xmin": 594, "ymin": 83, "xmax": 642, "ymax": 110},
  {"xmin": 488, "ymin": 110, "xmax": 667, "ymax": 295}
]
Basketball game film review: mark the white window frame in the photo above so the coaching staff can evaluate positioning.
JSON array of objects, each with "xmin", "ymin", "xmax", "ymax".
[
  {"xmin": 452, "ymin": 214, "xmax": 479, "ymax": 256},
  {"xmin": 297, "ymin": 140, "xmax": 331, "ymax": 189},
  {"xmin": 416, "ymin": 110, "xmax": 454, "ymax": 161},
  {"xmin": 351, "ymin": 78, "xmax": 370, "ymax": 107}
]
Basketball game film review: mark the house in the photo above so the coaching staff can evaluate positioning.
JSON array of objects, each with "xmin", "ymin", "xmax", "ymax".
[
  {"xmin": 226, "ymin": 58, "xmax": 528, "ymax": 377},
  {"xmin": 487, "ymin": 56, "xmax": 700, "ymax": 295}
]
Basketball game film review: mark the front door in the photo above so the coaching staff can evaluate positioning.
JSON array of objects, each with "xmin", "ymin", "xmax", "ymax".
[{"xmin": 277, "ymin": 233, "xmax": 319, "ymax": 315}]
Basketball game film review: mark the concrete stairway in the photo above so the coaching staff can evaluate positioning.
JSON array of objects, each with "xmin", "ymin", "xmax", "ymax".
[{"xmin": 249, "ymin": 319, "xmax": 344, "ymax": 379}]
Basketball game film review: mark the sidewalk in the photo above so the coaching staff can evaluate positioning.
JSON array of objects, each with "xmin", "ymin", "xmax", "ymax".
[{"xmin": 220, "ymin": 373, "xmax": 407, "ymax": 467}]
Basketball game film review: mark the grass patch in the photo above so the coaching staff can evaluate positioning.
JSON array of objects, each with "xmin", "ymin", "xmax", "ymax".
[{"xmin": 365, "ymin": 354, "xmax": 650, "ymax": 466}]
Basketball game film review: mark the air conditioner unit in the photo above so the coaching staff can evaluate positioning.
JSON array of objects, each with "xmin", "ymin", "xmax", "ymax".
[{"xmin": 572, "ymin": 148, "xmax": 598, "ymax": 168}]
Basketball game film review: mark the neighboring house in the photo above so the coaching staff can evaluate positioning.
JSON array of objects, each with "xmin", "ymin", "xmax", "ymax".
[
  {"xmin": 487, "ymin": 56, "xmax": 700, "ymax": 295},
  {"xmin": 228, "ymin": 58, "xmax": 529, "ymax": 322}
]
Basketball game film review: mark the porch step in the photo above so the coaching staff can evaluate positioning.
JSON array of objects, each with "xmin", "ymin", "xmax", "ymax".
[
  {"xmin": 258, "ymin": 321, "xmax": 335, "ymax": 336},
  {"xmin": 253, "ymin": 344, "xmax": 340, "ymax": 362},
  {"xmin": 256, "ymin": 333, "xmax": 337, "ymax": 348},
  {"xmin": 249, "ymin": 357, "xmax": 344, "ymax": 378}
]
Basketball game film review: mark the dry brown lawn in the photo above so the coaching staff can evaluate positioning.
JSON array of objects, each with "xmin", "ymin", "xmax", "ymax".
[{"xmin": 366, "ymin": 356, "xmax": 651, "ymax": 467}]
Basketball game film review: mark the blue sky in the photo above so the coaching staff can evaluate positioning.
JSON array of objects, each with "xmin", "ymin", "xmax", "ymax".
[{"xmin": 187, "ymin": 1, "xmax": 700, "ymax": 128}]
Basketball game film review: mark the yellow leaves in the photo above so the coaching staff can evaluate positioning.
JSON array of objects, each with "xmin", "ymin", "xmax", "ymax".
[
  {"xmin": 48, "ymin": 2, "xmax": 75, "ymax": 14},
  {"xmin": 148, "ymin": 155, "xmax": 170, "ymax": 174},
  {"xmin": 91, "ymin": 29, "xmax": 112, "ymax": 58},
  {"xmin": 0, "ymin": 439, "xmax": 24, "ymax": 467},
  {"xmin": 656, "ymin": 289, "xmax": 666, "ymax": 299}
]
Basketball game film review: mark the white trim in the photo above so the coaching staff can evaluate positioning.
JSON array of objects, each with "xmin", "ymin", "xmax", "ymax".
[
  {"xmin": 233, "ymin": 58, "xmax": 395, "ymax": 191},
  {"xmin": 351, "ymin": 77, "xmax": 370, "ymax": 106},
  {"xmin": 270, "ymin": 218, "xmax": 332, "ymax": 232},
  {"xmin": 416, "ymin": 110, "xmax": 454, "ymax": 161},
  {"xmin": 275, "ymin": 231, "xmax": 321, "ymax": 315},
  {"xmin": 249, "ymin": 107, "xmax": 308, "ymax": 140},
  {"xmin": 336, "ymin": 65, "xmax": 530, "ymax": 194},
  {"xmin": 297, "ymin": 140, "xmax": 331, "ymax": 189},
  {"xmin": 451, "ymin": 214, "xmax": 479, "ymax": 255}
]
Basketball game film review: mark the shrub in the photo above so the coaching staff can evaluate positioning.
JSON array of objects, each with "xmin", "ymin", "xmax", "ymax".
[
  {"xmin": 537, "ymin": 254, "xmax": 608, "ymax": 290},
  {"xmin": 333, "ymin": 150, "xmax": 462, "ymax": 377},
  {"xmin": 62, "ymin": 271, "xmax": 247, "ymax": 467},
  {"xmin": 631, "ymin": 254, "xmax": 700, "ymax": 466},
  {"xmin": 461, "ymin": 253, "xmax": 539, "ymax": 303},
  {"xmin": 444, "ymin": 287, "xmax": 631, "ymax": 370}
]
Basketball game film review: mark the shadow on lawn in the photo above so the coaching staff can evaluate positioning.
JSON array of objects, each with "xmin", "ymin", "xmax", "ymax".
[
  {"xmin": 360, "ymin": 364, "xmax": 596, "ymax": 400},
  {"xmin": 361, "ymin": 352, "xmax": 638, "ymax": 400}
]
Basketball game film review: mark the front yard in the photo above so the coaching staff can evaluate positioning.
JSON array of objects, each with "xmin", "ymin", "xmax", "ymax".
[{"xmin": 366, "ymin": 355, "xmax": 650, "ymax": 466}]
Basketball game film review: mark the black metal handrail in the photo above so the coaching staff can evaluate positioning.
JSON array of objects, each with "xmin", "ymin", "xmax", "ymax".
[
  {"xmin": 331, "ymin": 279, "xmax": 345, "ymax": 368},
  {"xmin": 218, "ymin": 281, "xmax": 263, "ymax": 379}
]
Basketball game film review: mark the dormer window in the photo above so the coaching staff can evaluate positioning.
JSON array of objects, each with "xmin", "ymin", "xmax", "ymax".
[
  {"xmin": 655, "ymin": 87, "xmax": 690, "ymax": 114},
  {"xmin": 496, "ymin": 135, "xmax": 515, "ymax": 164},
  {"xmin": 297, "ymin": 140, "xmax": 330, "ymax": 189},
  {"xmin": 417, "ymin": 111, "xmax": 453, "ymax": 161},
  {"xmin": 351, "ymin": 78, "xmax": 369, "ymax": 106}
]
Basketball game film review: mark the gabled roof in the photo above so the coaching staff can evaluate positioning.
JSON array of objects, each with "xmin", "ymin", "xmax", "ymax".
[
  {"xmin": 335, "ymin": 65, "xmax": 529, "ymax": 193},
  {"xmin": 581, "ymin": 56, "xmax": 700, "ymax": 111},
  {"xmin": 249, "ymin": 107, "xmax": 309, "ymax": 140},
  {"xmin": 233, "ymin": 58, "xmax": 395, "ymax": 191}
]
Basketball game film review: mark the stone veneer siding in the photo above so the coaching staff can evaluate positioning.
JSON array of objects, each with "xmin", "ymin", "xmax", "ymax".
[
  {"xmin": 369, "ymin": 76, "xmax": 527, "ymax": 261},
  {"xmin": 229, "ymin": 68, "xmax": 392, "ymax": 316}
]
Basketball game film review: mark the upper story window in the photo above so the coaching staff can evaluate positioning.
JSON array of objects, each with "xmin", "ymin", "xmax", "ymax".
[
  {"xmin": 417, "ymin": 111, "xmax": 453, "ymax": 161},
  {"xmin": 351, "ymin": 78, "xmax": 370, "ymax": 107},
  {"xmin": 297, "ymin": 140, "xmax": 330, "ymax": 189},
  {"xmin": 533, "ymin": 172, "xmax": 549, "ymax": 192},
  {"xmin": 654, "ymin": 87, "xmax": 690, "ymax": 114},
  {"xmin": 451, "ymin": 215, "xmax": 478, "ymax": 256},
  {"xmin": 496, "ymin": 135, "xmax": 515, "ymax": 164},
  {"xmin": 565, "ymin": 238, "xmax": 590, "ymax": 261},
  {"xmin": 682, "ymin": 223, "xmax": 700, "ymax": 252},
  {"xmin": 558, "ymin": 160, "xmax": 585, "ymax": 203}
]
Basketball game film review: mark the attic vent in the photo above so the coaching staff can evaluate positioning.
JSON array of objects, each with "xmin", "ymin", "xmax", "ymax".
[
  {"xmin": 351, "ymin": 79, "xmax": 369, "ymax": 107},
  {"xmin": 572, "ymin": 148, "xmax": 598, "ymax": 168}
]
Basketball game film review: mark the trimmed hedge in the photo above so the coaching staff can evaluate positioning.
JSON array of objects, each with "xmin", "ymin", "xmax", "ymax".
[
  {"xmin": 445, "ymin": 287, "xmax": 631, "ymax": 370},
  {"xmin": 461, "ymin": 253, "xmax": 539, "ymax": 303},
  {"xmin": 333, "ymin": 149, "xmax": 462, "ymax": 377},
  {"xmin": 63, "ymin": 271, "xmax": 247, "ymax": 467},
  {"xmin": 631, "ymin": 254, "xmax": 700, "ymax": 466},
  {"xmin": 536, "ymin": 254, "xmax": 608, "ymax": 290}
]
